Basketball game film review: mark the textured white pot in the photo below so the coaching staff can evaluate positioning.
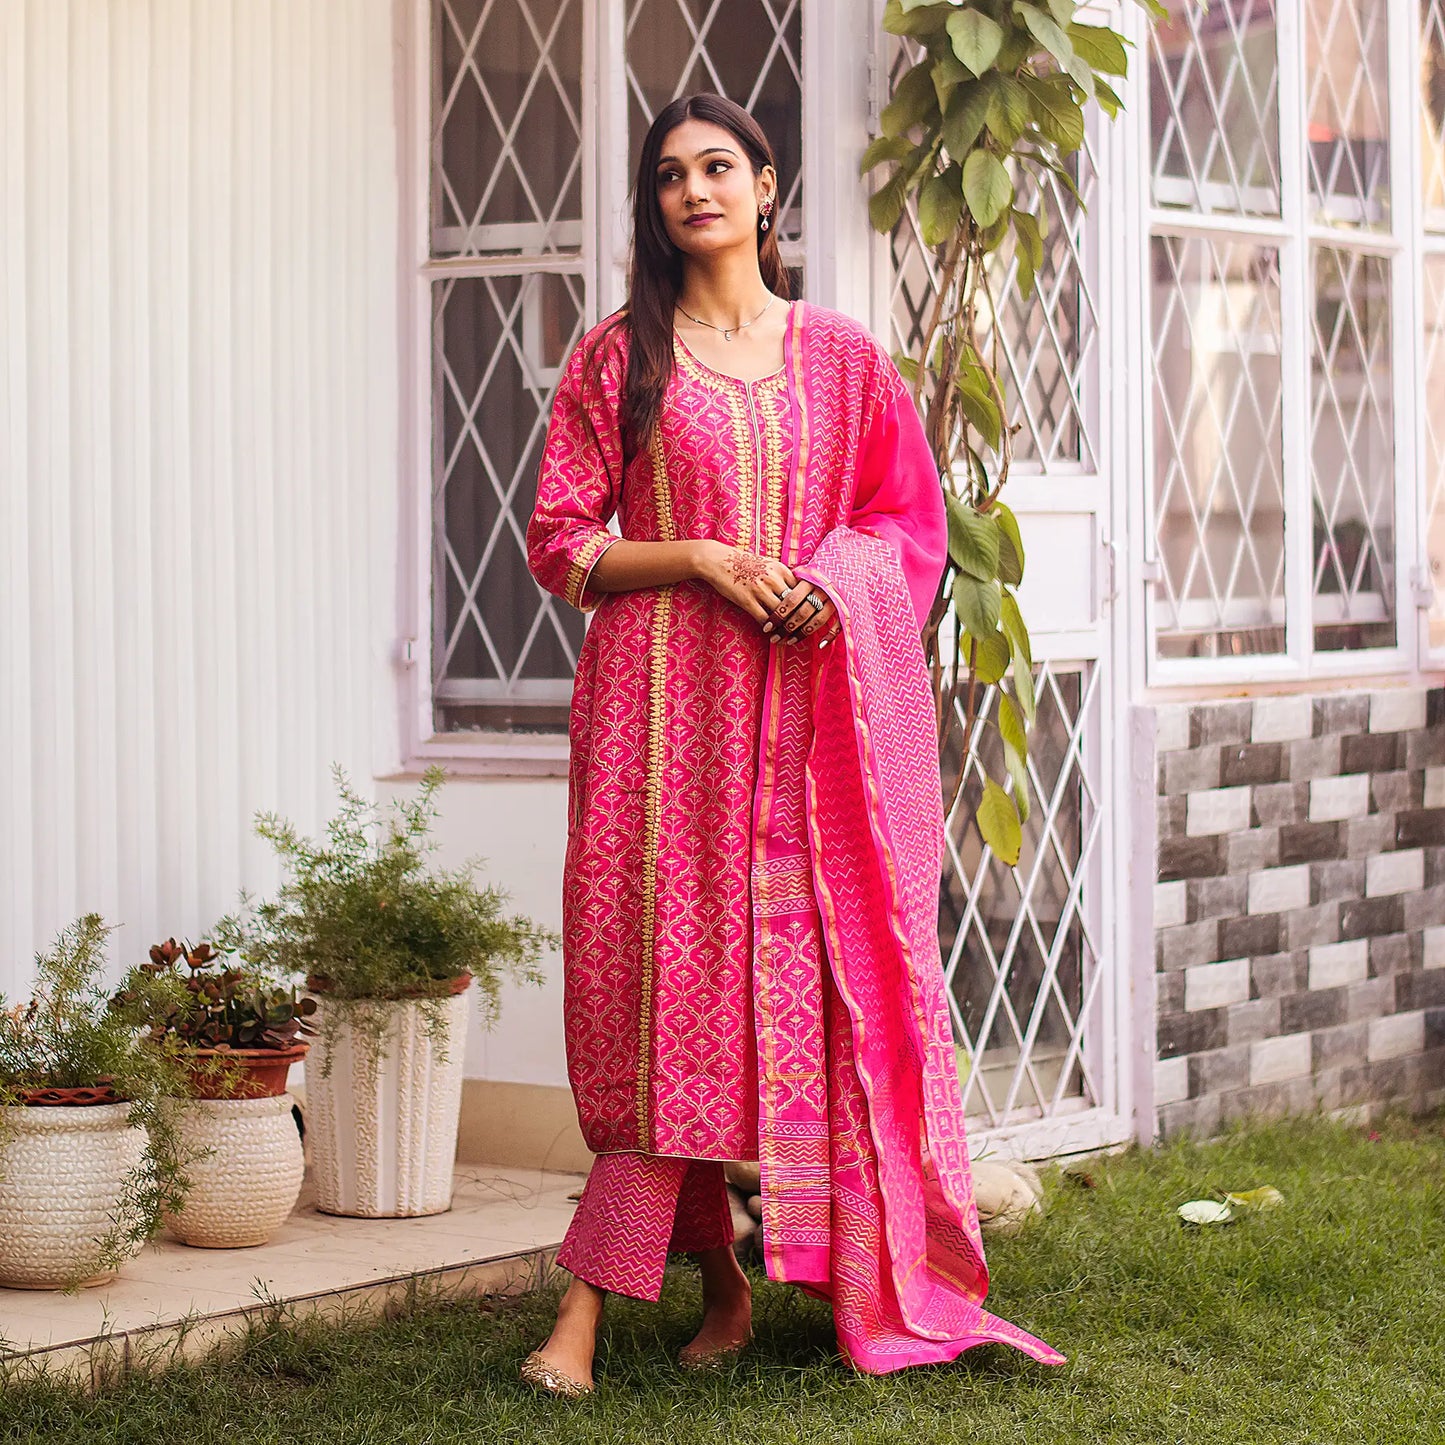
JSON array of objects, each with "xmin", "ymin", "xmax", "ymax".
[
  {"xmin": 0, "ymin": 1104, "xmax": 147, "ymax": 1288},
  {"xmin": 305, "ymin": 987, "xmax": 469, "ymax": 1217},
  {"xmin": 165, "ymin": 1095, "xmax": 305, "ymax": 1248}
]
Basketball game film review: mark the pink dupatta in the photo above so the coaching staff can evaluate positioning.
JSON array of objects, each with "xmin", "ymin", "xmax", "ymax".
[{"xmin": 750, "ymin": 307, "xmax": 1064, "ymax": 1374}]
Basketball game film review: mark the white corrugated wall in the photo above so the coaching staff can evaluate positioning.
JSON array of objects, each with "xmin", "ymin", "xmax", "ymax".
[{"xmin": 0, "ymin": 0, "xmax": 401, "ymax": 994}]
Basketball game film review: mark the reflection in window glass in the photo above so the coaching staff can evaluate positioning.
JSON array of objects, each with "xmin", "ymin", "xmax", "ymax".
[
  {"xmin": 1425, "ymin": 257, "xmax": 1445, "ymax": 648},
  {"xmin": 1311, "ymin": 248, "xmax": 1395, "ymax": 651},
  {"xmin": 1152, "ymin": 237, "xmax": 1285, "ymax": 658},
  {"xmin": 1306, "ymin": 0, "xmax": 1390, "ymax": 230},
  {"xmin": 1149, "ymin": 0, "xmax": 1280, "ymax": 217},
  {"xmin": 1423, "ymin": 1, "xmax": 1445, "ymax": 231},
  {"xmin": 432, "ymin": 0, "xmax": 584, "ymax": 257}
]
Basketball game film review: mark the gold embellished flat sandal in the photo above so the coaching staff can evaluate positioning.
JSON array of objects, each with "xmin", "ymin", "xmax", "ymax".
[
  {"xmin": 678, "ymin": 1333, "xmax": 752, "ymax": 1371},
  {"xmin": 520, "ymin": 1350, "xmax": 595, "ymax": 1398}
]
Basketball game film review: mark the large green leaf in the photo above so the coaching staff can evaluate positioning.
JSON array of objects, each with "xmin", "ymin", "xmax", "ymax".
[
  {"xmin": 1013, "ymin": 1, "xmax": 1076, "ymax": 70},
  {"xmin": 978, "ymin": 778, "xmax": 1023, "ymax": 866},
  {"xmin": 1000, "ymin": 588, "xmax": 1032, "ymax": 670},
  {"xmin": 932, "ymin": 48, "xmax": 972, "ymax": 110},
  {"xmin": 953, "ymin": 573, "xmax": 1002, "ymax": 636},
  {"xmin": 986, "ymin": 76, "xmax": 1032, "ymax": 149},
  {"xmin": 859, "ymin": 133, "xmax": 913, "ymax": 176},
  {"xmin": 993, "ymin": 501, "xmax": 1026, "ymax": 584},
  {"xmin": 868, "ymin": 169, "xmax": 909, "ymax": 233},
  {"xmin": 962, "ymin": 149, "xmax": 1012, "ymax": 227},
  {"xmin": 947, "ymin": 495, "xmax": 1002, "ymax": 581},
  {"xmin": 1003, "ymin": 738, "xmax": 1032, "ymax": 824},
  {"xmin": 881, "ymin": 60, "xmax": 938, "ymax": 138},
  {"xmin": 943, "ymin": 77, "xmax": 996, "ymax": 159},
  {"xmin": 1045, "ymin": 0, "xmax": 1076, "ymax": 22},
  {"xmin": 956, "ymin": 381, "xmax": 1002, "ymax": 450},
  {"xmin": 1000, "ymin": 589, "xmax": 1035, "ymax": 722},
  {"xmin": 946, "ymin": 9, "xmax": 1004, "ymax": 76},
  {"xmin": 1093, "ymin": 76, "xmax": 1123, "ymax": 119},
  {"xmin": 998, "ymin": 690, "xmax": 1027, "ymax": 757},
  {"xmin": 1067, "ymin": 21, "xmax": 1129, "ymax": 75},
  {"xmin": 919, "ymin": 165, "xmax": 963, "ymax": 245},
  {"xmin": 1021, "ymin": 73, "xmax": 1085, "ymax": 150},
  {"xmin": 884, "ymin": 0, "xmax": 954, "ymax": 35},
  {"xmin": 972, "ymin": 628, "xmax": 1011, "ymax": 685}
]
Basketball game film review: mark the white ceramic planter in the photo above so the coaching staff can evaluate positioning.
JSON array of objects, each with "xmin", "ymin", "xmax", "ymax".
[
  {"xmin": 165, "ymin": 1095, "xmax": 305, "ymax": 1248},
  {"xmin": 0, "ymin": 1103, "xmax": 147, "ymax": 1288},
  {"xmin": 305, "ymin": 987, "xmax": 469, "ymax": 1217}
]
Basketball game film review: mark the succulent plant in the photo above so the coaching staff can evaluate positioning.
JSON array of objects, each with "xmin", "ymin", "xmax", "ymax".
[{"xmin": 112, "ymin": 939, "xmax": 317, "ymax": 1053}]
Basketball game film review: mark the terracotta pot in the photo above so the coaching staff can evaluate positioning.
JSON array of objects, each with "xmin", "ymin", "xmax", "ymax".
[
  {"xmin": 13, "ymin": 1082, "xmax": 121, "ymax": 1107},
  {"xmin": 185, "ymin": 1042, "xmax": 309, "ymax": 1100},
  {"xmin": 0, "ymin": 1103, "xmax": 147, "ymax": 1288},
  {"xmin": 305, "ymin": 971, "xmax": 472, "ymax": 999},
  {"xmin": 164, "ymin": 1095, "xmax": 305, "ymax": 1248},
  {"xmin": 304, "ymin": 981, "xmax": 471, "ymax": 1218}
]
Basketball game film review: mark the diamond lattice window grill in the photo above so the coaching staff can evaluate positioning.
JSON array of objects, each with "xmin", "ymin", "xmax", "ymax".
[
  {"xmin": 433, "ymin": 0, "xmax": 584, "ymax": 257},
  {"xmin": 886, "ymin": 46, "xmax": 1099, "ymax": 471},
  {"xmin": 624, "ymin": 0, "xmax": 804, "ymax": 245},
  {"xmin": 433, "ymin": 273, "xmax": 587, "ymax": 697},
  {"xmin": 1424, "ymin": 0, "xmax": 1445, "ymax": 231},
  {"xmin": 1305, "ymin": 0, "xmax": 1390, "ymax": 229},
  {"xmin": 1309, "ymin": 247, "xmax": 1394, "ymax": 645},
  {"xmin": 942, "ymin": 666, "xmax": 1105, "ymax": 1127},
  {"xmin": 1151, "ymin": 235, "xmax": 1285, "ymax": 654},
  {"xmin": 1148, "ymin": 0, "xmax": 1280, "ymax": 217}
]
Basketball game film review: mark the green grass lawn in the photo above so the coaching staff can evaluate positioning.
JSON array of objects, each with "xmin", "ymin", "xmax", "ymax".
[{"xmin": 2, "ymin": 1114, "xmax": 1442, "ymax": 1444}]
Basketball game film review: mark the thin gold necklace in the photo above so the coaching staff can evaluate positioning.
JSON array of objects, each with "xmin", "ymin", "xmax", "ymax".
[{"xmin": 675, "ymin": 292, "xmax": 775, "ymax": 342}]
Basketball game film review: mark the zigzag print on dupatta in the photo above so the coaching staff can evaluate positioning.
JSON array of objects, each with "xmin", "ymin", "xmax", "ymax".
[{"xmin": 793, "ymin": 526, "xmax": 1065, "ymax": 1372}]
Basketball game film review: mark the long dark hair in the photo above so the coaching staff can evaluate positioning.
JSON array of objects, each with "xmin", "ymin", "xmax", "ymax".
[{"xmin": 583, "ymin": 93, "xmax": 791, "ymax": 452}]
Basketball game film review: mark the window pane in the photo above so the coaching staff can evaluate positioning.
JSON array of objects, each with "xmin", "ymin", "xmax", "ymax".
[
  {"xmin": 432, "ymin": 0, "xmax": 584, "ymax": 257},
  {"xmin": 943, "ymin": 667, "xmax": 1102, "ymax": 1126},
  {"xmin": 1311, "ymin": 248, "xmax": 1395, "ymax": 651},
  {"xmin": 1424, "ymin": 256, "xmax": 1445, "ymax": 649},
  {"xmin": 432, "ymin": 272, "xmax": 586, "ymax": 731},
  {"xmin": 887, "ymin": 46, "xmax": 1098, "ymax": 470},
  {"xmin": 1152, "ymin": 236, "xmax": 1285, "ymax": 659},
  {"xmin": 624, "ymin": 0, "xmax": 804, "ymax": 246},
  {"xmin": 1149, "ymin": 0, "xmax": 1280, "ymax": 217},
  {"xmin": 1306, "ymin": 0, "xmax": 1390, "ymax": 230},
  {"xmin": 1424, "ymin": 1, "xmax": 1445, "ymax": 232}
]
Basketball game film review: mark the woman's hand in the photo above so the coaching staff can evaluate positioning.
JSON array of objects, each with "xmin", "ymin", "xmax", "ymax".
[
  {"xmin": 764, "ymin": 578, "xmax": 839, "ymax": 645},
  {"xmin": 693, "ymin": 541, "xmax": 799, "ymax": 630}
]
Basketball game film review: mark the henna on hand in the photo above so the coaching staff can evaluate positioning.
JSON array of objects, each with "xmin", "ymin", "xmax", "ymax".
[{"xmin": 727, "ymin": 548, "xmax": 770, "ymax": 589}]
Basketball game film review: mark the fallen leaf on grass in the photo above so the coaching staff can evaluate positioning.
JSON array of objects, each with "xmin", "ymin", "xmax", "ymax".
[
  {"xmin": 1225, "ymin": 1186, "xmax": 1284, "ymax": 1212},
  {"xmin": 1177, "ymin": 1200, "xmax": 1234, "ymax": 1226}
]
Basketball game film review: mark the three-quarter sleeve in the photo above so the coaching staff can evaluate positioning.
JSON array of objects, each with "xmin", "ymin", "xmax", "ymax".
[
  {"xmin": 526, "ymin": 326, "xmax": 627, "ymax": 612},
  {"xmin": 848, "ymin": 353, "xmax": 947, "ymax": 629}
]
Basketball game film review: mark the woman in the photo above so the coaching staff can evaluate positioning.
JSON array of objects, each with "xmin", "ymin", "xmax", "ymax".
[{"xmin": 524, "ymin": 93, "xmax": 1062, "ymax": 1394}]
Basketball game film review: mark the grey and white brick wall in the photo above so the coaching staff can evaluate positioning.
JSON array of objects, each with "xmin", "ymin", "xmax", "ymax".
[{"xmin": 1151, "ymin": 685, "xmax": 1445, "ymax": 1137}]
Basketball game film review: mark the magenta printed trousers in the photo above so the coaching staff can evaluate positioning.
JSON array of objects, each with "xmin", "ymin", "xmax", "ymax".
[{"xmin": 555, "ymin": 1152, "xmax": 736, "ymax": 1301}]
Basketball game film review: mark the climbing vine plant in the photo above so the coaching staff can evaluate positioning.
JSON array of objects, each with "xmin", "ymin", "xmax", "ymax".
[{"xmin": 865, "ymin": 0, "xmax": 1160, "ymax": 864}]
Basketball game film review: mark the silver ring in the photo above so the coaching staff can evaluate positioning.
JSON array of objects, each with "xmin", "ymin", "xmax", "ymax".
[
  {"xmin": 776, "ymin": 590, "xmax": 789, "ymax": 603},
  {"xmin": 807, "ymin": 592, "xmax": 824, "ymax": 613}
]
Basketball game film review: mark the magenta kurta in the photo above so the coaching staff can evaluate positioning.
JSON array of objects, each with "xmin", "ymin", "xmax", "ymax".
[
  {"xmin": 527, "ymin": 302, "xmax": 1062, "ymax": 1372},
  {"xmin": 528, "ymin": 315, "xmax": 800, "ymax": 1162}
]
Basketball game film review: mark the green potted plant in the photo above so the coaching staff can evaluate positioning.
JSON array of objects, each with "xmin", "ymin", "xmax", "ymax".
[
  {"xmin": 0, "ymin": 915, "xmax": 190, "ymax": 1289},
  {"xmin": 110, "ymin": 941, "xmax": 317, "ymax": 1248},
  {"xmin": 220, "ymin": 766, "xmax": 554, "ymax": 1218}
]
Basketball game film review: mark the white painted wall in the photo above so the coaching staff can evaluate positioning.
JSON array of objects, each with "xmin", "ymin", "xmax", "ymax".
[
  {"xmin": 0, "ymin": 0, "xmax": 401, "ymax": 995},
  {"xmin": 377, "ymin": 778, "xmax": 572, "ymax": 1089}
]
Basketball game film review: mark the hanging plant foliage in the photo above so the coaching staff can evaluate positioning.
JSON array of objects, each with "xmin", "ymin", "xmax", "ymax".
[{"xmin": 865, "ymin": 0, "xmax": 1162, "ymax": 863}]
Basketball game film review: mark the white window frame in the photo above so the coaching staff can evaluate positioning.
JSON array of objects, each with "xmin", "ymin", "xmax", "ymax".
[
  {"xmin": 393, "ymin": 0, "xmax": 866, "ymax": 774},
  {"xmin": 1138, "ymin": 0, "xmax": 1427, "ymax": 689}
]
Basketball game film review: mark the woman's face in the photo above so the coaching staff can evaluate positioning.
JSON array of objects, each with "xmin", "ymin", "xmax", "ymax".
[{"xmin": 654, "ymin": 118, "xmax": 774, "ymax": 260}]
